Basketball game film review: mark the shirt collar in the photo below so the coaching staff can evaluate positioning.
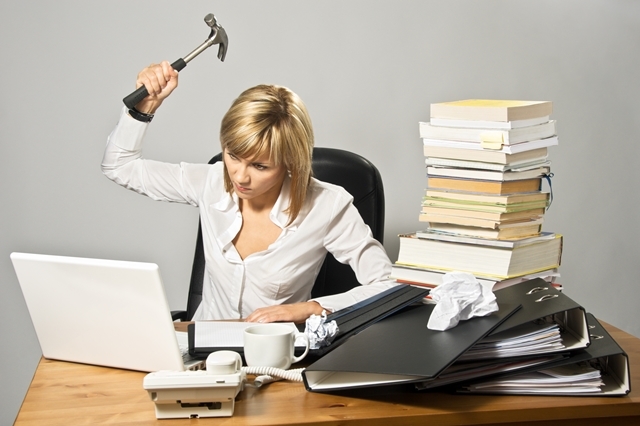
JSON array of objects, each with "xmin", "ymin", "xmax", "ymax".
[
  {"xmin": 270, "ymin": 174, "xmax": 292, "ymax": 229},
  {"xmin": 211, "ymin": 174, "xmax": 294, "ymax": 230},
  {"xmin": 212, "ymin": 188, "xmax": 238, "ymax": 212}
]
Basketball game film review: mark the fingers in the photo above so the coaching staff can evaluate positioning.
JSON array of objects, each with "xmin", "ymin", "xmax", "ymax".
[
  {"xmin": 133, "ymin": 61, "xmax": 179, "ymax": 113},
  {"xmin": 245, "ymin": 302, "xmax": 325, "ymax": 324},
  {"xmin": 246, "ymin": 306, "xmax": 286, "ymax": 323},
  {"xmin": 245, "ymin": 307, "xmax": 276, "ymax": 324},
  {"xmin": 136, "ymin": 61, "xmax": 178, "ymax": 96}
]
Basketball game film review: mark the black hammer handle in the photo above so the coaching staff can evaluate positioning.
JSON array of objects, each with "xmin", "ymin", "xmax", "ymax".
[{"xmin": 122, "ymin": 58, "xmax": 187, "ymax": 109}]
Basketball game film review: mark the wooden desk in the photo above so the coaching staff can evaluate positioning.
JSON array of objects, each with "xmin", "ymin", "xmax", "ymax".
[{"xmin": 15, "ymin": 322, "xmax": 640, "ymax": 425}]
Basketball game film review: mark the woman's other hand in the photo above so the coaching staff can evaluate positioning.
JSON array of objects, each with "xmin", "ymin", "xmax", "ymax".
[{"xmin": 245, "ymin": 301, "xmax": 325, "ymax": 324}]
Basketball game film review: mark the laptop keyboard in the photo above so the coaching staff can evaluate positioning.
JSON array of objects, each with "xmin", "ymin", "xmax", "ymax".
[{"xmin": 175, "ymin": 331, "xmax": 191, "ymax": 359}]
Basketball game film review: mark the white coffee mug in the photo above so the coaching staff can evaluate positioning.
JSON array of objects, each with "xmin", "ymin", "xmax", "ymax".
[{"xmin": 243, "ymin": 324, "xmax": 310, "ymax": 369}]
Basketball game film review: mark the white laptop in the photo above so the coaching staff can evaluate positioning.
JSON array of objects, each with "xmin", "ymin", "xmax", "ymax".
[{"xmin": 11, "ymin": 252, "xmax": 203, "ymax": 372}]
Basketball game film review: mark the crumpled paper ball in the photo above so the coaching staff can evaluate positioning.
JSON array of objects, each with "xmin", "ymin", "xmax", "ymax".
[
  {"xmin": 427, "ymin": 271, "xmax": 499, "ymax": 331},
  {"xmin": 304, "ymin": 310, "xmax": 338, "ymax": 349}
]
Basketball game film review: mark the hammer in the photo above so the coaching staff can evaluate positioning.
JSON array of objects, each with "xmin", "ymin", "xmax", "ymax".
[{"xmin": 123, "ymin": 13, "xmax": 228, "ymax": 109}]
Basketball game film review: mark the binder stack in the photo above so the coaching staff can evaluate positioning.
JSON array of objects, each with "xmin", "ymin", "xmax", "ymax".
[
  {"xmin": 302, "ymin": 279, "xmax": 631, "ymax": 397},
  {"xmin": 457, "ymin": 313, "xmax": 630, "ymax": 396}
]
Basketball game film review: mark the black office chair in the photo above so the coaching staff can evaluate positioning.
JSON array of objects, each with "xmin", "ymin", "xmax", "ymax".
[{"xmin": 171, "ymin": 147, "xmax": 385, "ymax": 321}]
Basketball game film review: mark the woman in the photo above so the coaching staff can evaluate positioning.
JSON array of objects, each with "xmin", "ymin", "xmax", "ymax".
[{"xmin": 102, "ymin": 61, "xmax": 397, "ymax": 323}]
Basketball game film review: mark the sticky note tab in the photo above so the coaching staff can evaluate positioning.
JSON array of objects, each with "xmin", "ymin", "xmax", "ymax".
[{"xmin": 480, "ymin": 132, "xmax": 504, "ymax": 150}]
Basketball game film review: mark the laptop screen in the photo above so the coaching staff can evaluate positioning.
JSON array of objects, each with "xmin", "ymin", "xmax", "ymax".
[{"xmin": 11, "ymin": 252, "xmax": 188, "ymax": 372}]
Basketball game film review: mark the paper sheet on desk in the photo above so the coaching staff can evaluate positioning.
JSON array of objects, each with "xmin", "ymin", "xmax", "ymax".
[{"xmin": 193, "ymin": 322, "xmax": 300, "ymax": 348}]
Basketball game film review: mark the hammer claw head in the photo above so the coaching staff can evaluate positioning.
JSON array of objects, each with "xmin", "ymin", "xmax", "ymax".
[
  {"xmin": 204, "ymin": 13, "xmax": 228, "ymax": 62},
  {"xmin": 216, "ymin": 30, "xmax": 228, "ymax": 62}
]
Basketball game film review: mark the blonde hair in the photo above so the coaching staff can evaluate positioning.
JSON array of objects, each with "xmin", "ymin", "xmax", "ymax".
[{"xmin": 220, "ymin": 85, "xmax": 314, "ymax": 224}]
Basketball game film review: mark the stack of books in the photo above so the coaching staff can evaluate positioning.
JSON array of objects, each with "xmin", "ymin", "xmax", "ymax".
[{"xmin": 392, "ymin": 99, "xmax": 562, "ymax": 289}]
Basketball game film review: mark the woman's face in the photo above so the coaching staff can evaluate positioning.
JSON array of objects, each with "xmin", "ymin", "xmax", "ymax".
[{"xmin": 223, "ymin": 149, "xmax": 287, "ymax": 204}]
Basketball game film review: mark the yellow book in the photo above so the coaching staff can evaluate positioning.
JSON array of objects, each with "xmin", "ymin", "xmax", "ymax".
[
  {"xmin": 430, "ymin": 99, "xmax": 553, "ymax": 122},
  {"xmin": 420, "ymin": 206, "xmax": 545, "ymax": 222},
  {"xmin": 427, "ymin": 177, "xmax": 542, "ymax": 195},
  {"xmin": 425, "ymin": 189, "xmax": 549, "ymax": 205}
]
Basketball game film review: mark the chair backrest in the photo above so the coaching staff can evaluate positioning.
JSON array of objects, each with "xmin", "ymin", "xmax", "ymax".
[{"xmin": 182, "ymin": 147, "xmax": 385, "ymax": 320}]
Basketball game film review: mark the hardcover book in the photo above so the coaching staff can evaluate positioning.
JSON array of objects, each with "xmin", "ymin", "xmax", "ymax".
[
  {"xmin": 426, "ymin": 176, "xmax": 543, "ymax": 194},
  {"xmin": 396, "ymin": 233, "xmax": 563, "ymax": 279}
]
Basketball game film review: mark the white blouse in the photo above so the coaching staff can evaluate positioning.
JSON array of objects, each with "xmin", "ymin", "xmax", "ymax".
[{"xmin": 102, "ymin": 108, "xmax": 397, "ymax": 320}]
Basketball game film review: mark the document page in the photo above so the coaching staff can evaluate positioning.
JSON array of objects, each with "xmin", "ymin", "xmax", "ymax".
[
  {"xmin": 193, "ymin": 321, "xmax": 298, "ymax": 348},
  {"xmin": 458, "ymin": 322, "xmax": 564, "ymax": 360},
  {"xmin": 463, "ymin": 362, "xmax": 603, "ymax": 394}
]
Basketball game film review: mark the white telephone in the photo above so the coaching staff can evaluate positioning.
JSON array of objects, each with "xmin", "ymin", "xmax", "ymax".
[
  {"xmin": 143, "ymin": 351, "xmax": 245, "ymax": 419},
  {"xmin": 143, "ymin": 351, "xmax": 304, "ymax": 419}
]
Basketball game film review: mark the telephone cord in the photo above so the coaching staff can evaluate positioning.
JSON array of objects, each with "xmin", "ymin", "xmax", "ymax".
[{"xmin": 242, "ymin": 366, "xmax": 304, "ymax": 387}]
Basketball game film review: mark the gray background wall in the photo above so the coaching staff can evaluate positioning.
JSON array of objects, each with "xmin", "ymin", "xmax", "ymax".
[{"xmin": 2, "ymin": 1, "xmax": 639, "ymax": 423}]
